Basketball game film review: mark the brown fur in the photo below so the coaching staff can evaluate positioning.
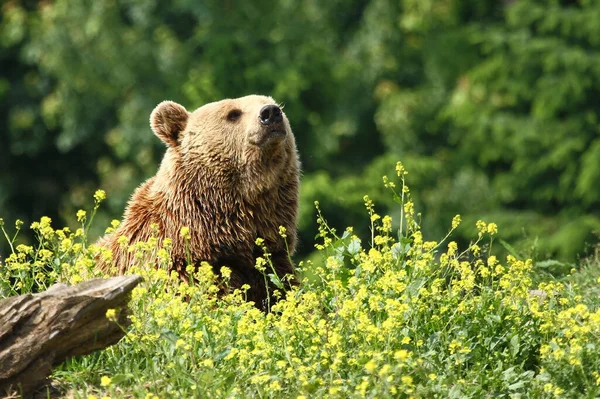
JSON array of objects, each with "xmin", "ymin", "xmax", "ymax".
[{"xmin": 97, "ymin": 95, "xmax": 300, "ymax": 309}]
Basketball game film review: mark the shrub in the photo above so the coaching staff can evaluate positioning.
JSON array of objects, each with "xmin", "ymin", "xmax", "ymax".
[{"xmin": 1, "ymin": 164, "xmax": 599, "ymax": 398}]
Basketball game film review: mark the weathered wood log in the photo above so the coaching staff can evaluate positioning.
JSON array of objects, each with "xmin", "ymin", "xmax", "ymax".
[{"xmin": 0, "ymin": 275, "xmax": 142, "ymax": 398}]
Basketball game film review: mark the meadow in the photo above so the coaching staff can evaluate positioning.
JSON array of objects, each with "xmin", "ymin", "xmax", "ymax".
[{"xmin": 1, "ymin": 163, "xmax": 599, "ymax": 398}]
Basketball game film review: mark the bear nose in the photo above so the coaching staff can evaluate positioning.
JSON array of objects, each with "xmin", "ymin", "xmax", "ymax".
[{"xmin": 259, "ymin": 104, "xmax": 283, "ymax": 125}]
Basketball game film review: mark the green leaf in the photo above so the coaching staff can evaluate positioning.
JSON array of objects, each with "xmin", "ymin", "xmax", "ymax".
[
  {"xmin": 268, "ymin": 273, "xmax": 284, "ymax": 289},
  {"xmin": 509, "ymin": 335, "xmax": 520, "ymax": 358}
]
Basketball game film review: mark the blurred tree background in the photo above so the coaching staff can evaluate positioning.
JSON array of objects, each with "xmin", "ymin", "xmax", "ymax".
[{"xmin": 1, "ymin": 0, "xmax": 599, "ymax": 261}]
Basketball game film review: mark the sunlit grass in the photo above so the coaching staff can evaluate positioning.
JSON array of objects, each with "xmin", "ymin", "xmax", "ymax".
[{"xmin": 1, "ymin": 163, "xmax": 599, "ymax": 398}]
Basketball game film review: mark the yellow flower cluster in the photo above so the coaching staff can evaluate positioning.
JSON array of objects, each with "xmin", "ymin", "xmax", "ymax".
[{"xmin": 2, "ymin": 167, "xmax": 600, "ymax": 398}]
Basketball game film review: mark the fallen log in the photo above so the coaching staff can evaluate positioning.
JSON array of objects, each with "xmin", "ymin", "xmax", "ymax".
[{"xmin": 0, "ymin": 275, "xmax": 142, "ymax": 398}]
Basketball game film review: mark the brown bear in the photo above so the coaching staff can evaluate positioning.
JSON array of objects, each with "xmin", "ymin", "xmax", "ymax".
[{"xmin": 97, "ymin": 95, "xmax": 300, "ymax": 309}]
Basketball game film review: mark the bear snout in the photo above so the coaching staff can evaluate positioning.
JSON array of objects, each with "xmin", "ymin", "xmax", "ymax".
[
  {"xmin": 247, "ymin": 104, "xmax": 287, "ymax": 146},
  {"xmin": 259, "ymin": 104, "xmax": 283, "ymax": 125}
]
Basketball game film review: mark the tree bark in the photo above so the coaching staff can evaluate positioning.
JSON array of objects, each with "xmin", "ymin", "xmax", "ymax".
[{"xmin": 0, "ymin": 275, "xmax": 142, "ymax": 398}]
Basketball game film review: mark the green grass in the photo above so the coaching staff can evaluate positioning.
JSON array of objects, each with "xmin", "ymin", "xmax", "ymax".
[{"xmin": 1, "ymin": 165, "xmax": 600, "ymax": 398}]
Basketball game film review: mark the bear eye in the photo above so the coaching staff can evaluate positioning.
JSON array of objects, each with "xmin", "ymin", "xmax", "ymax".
[{"xmin": 227, "ymin": 109, "xmax": 242, "ymax": 121}]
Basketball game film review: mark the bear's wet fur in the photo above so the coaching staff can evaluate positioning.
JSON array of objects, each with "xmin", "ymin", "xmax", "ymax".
[{"xmin": 97, "ymin": 95, "xmax": 300, "ymax": 309}]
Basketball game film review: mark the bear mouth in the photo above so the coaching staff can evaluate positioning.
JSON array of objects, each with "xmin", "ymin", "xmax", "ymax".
[
  {"xmin": 249, "ymin": 128, "xmax": 287, "ymax": 146},
  {"xmin": 269, "ymin": 128, "xmax": 286, "ymax": 137}
]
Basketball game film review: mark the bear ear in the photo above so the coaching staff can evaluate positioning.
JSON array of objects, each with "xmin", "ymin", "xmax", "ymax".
[{"xmin": 150, "ymin": 101, "xmax": 190, "ymax": 147}]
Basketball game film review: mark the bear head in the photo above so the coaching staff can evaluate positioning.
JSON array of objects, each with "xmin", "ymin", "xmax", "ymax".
[{"xmin": 149, "ymin": 95, "xmax": 298, "ymax": 198}]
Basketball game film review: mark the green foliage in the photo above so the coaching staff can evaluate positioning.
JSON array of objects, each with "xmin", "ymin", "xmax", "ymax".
[
  {"xmin": 367, "ymin": 0, "xmax": 600, "ymax": 259},
  {"xmin": 2, "ymin": 174, "xmax": 600, "ymax": 398},
  {"xmin": 441, "ymin": 0, "xmax": 600, "ymax": 259}
]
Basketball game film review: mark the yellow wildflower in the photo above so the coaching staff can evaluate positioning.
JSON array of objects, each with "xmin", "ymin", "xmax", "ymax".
[
  {"xmin": 401, "ymin": 375, "xmax": 413, "ymax": 386},
  {"xmin": 451, "ymin": 214, "xmax": 461, "ymax": 229},
  {"xmin": 364, "ymin": 360, "xmax": 377, "ymax": 373},
  {"xmin": 100, "ymin": 376, "xmax": 112, "ymax": 387},
  {"xmin": 76, "ymin": 210, "xmax": 86, "ymax": 222},
  {"xmin": 179, "ymin": 226, "xmax": 190, "ymax": 239},
  {"xmin": 94, "ymin": 189, "xmax": 107, "ymax": 202},
  {"xmin": 105, "ymin": 309, "xmax": 117, "ymax": 322}
]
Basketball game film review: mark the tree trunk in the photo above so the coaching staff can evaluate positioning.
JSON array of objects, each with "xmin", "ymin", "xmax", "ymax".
[{"xmin": 0, "ymin": 275, "xmax": 142, "ymax": 398}]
